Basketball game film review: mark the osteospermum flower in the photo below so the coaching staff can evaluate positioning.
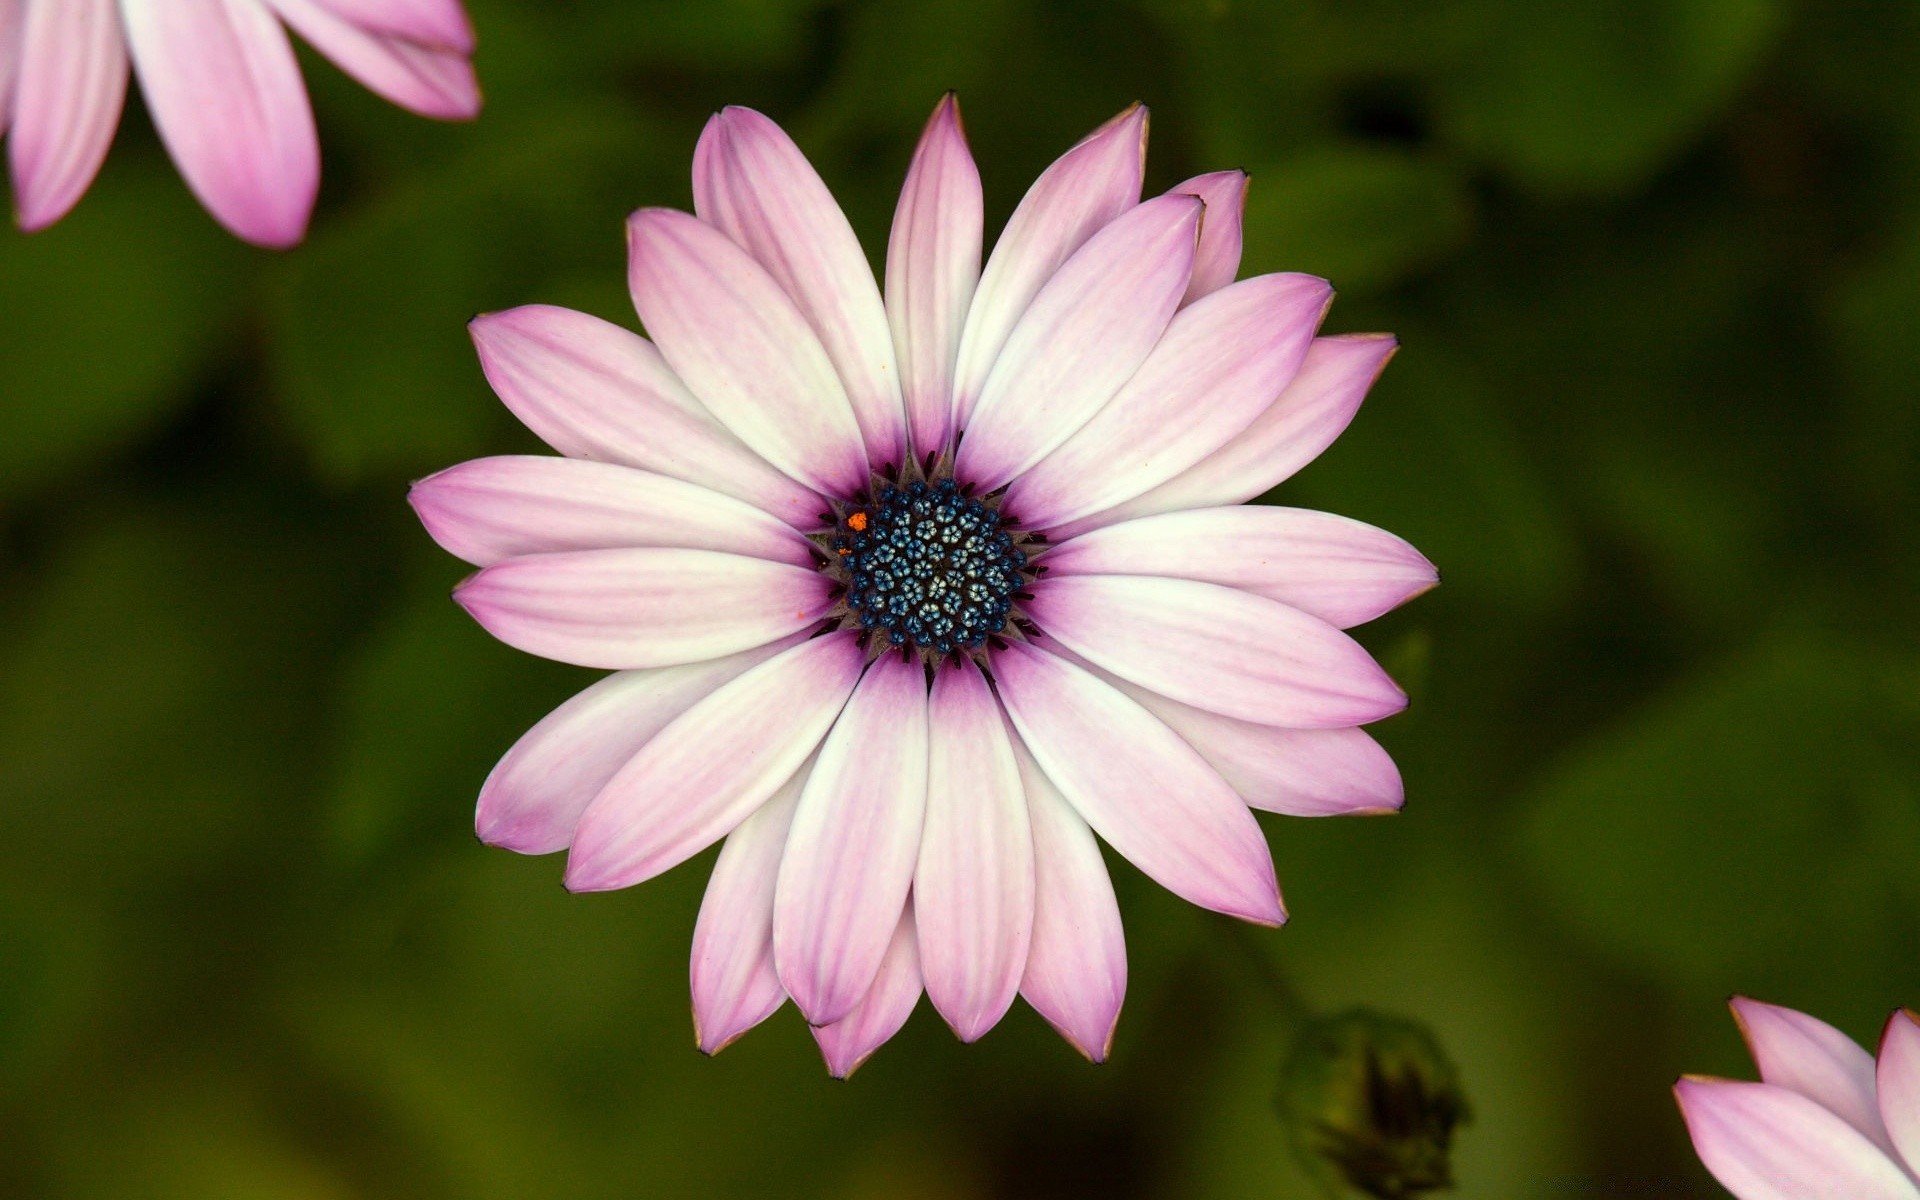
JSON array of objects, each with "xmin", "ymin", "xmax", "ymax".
[
  {"xmin": 1676, "ymin": 998, "xmax": 1920, "ymax": 1199},
  {"xmin": 411, "ymin": 96, "xmax": 1434, "ymax": 1075},
  {"xmin": 1, "ymin": 0, "xmax": 479, "ymax": 246}
]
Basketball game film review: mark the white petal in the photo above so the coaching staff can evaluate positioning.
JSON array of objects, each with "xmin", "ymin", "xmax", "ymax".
[
  {"xmin": 813, "ymin": 903, "xmax": 922, "ymax": 1078},
  {"xmin": 1731, "ymin": 996, "xmax": 1895, "ymax": 1156},
  {"xmin": 9, "ymin": 0, "xmax": 127, "ymax": 232},
  {"xmin": 1675, "ymin": 1077, "xmax": 1920, "ymax": 1200},
  {"xmin": 1170, "ymin": 169, "xmax": 1247, "ymax": 305},
  {"xmin": 267, "ymin": 0, "xmax": 478, "ymax": 120},
  {"xmin": 1876, "ymin": 1009, "xmax": 1920, "ymax": 1177}
]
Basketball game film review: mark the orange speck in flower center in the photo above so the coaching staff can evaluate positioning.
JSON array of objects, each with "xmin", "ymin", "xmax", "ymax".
[{"xmin": 846, "ymin": 511, "xmax": 869, "ymax": 532}]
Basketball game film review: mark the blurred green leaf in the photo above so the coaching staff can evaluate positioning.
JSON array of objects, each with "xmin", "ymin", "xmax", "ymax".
[{"xmin": 1240, "ymin": 148, "xmax": 1471, "ymax": 294}]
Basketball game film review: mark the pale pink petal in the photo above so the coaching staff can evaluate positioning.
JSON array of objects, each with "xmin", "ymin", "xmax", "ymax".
[
  {"xmin": 468, "ymin": 306, "xmax": 820, "ymax": 527},
  {"xmin": 409, "ymin": 456, "xmax": 814, "ymax": 569},
  {"xmin": 1040, "ymin": 506, "xmax": 1436, "ymax": 629},
  {"xmin": 267, "ymin": 0, "xmax": 478, "ymax": 120},
  {"xmin": 1731, "ymin": 996, "xmax": 1896, "ymax": 1156},
  {"xmin": 1062, "ymin": 334, "xmax": 1398, "ymax": 538},
  {"xmin": 9, "ymin": 0, "xmax": 127, "ymax": 232},
  {"xmin": 307, "ymin": 0, "xmax": 473, "ymax": 53},
  {"xmin": 775, "ymin": 653, "xmax": 930, "ymax": 1026},
  {"xmin": 1004, "ymin": 273, "xmax": 1329, "ymax": 529},
  {"xmin": 627, "ymin": 207, "xmax": 868, "ymax": 499},
  {"xmin": 121, "ymin": 0, "xmax": 319, "ymax": 248},
  {"xmin": 1089, "ymin": 664, "xmax": 1403, "ymax": 817},
  {"xmin": 1675, "ymin": 1077, "xmax": 1920, "ymax": 1200},
  {"xmin": 955, "ymin": 194, "xmax": 1202, "ymax": 492},
  {"xmin": 1025, "ymin": 574, "xmax": 1406, "ymax": 729},
  {"xmin": 992, "ymin": 642, "xmax": 1282, "ymax": 925},
  {"xmin": 1013, "ymin": 735, "xmax": 1125, "ymax": 1062},
  {"xmin": 1169, "ymin": 170, "xmax": 1247, "ymax": 306},
  {"xmin": 1877, "ymin": 1009, "xmax": 1920, "ymax": 1176},
  {"xmin": 693, "ymin": 107, "xmax": 907, "ymax": 470},
  {"xmin": 453, "ymin": 548, "xmax": 831, "ymax": 670},
  {"xmin": 886, "ymin": 93, "xmax": 982, "ymax": 460},
  {"xmin": 690, "ymin": 763, "xmax": 808, "ymax": 1055},
  {"xmin": 916, "ymin": 661, "xmax": 1032, "ymax": 1042},
  {"xmin": 814, "ymin": 903, "xmax": 922, "ymax": 1079},
  {"xmin": 563, "ymin": 632, "xmax": 865, "ymax": 892},
  {"xmin": 0, "ymin": 0, "xmax": 26, "ymax": 137},
  {"xmin": 950, "ymin": 104, "xmax": 1147, "ymax": 428}
]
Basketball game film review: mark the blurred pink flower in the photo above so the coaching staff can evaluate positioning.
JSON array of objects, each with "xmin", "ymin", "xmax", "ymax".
[
  {"xmin": 412, "ymin": 95, "xmax": 1431, "ymax": 1076},
  {"xmin": 1677, "ymin": 997, "xmax": 1920, "ymax": 1198},
  {"xmin": 1, "ymin": 0, "xmax": 479, "ymax": 247}
]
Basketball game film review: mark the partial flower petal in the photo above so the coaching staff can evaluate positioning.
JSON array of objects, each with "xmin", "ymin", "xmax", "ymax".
[
  {"xmin": 1064, "ymin": 333, "xmax": 1398, "ymax": 537},
  {"xmin": 453, "ymin": 548, "xmax": 831, "ymax": 670},
  {"xmin": 474, "ymin": 639, "xmax": 798, "ymax": 855},
  {"xmin": 694, "ymin": 107, "xmax": 907, "ymax": 470},
  {"xmin": 409, "ymin": 456, "xmax": 814, "ymax": 569},
  {"xmin": 121, "ymin": 0, "xmax": 319, "ymax": 247},
  {"xmin": 886, "ymin": 93, "xmax": 982, "ymax": 459},
  {"xmin": 9, "ymin": 0, "xmax": 127, "ymax": 232},
  {"xmin": 1876, "ymin": 1009, "xmax": 1920, "ymax": 1177},
  {"xmin": 1169, "ymin": 170, "xmax": 1247, "ymax": 306},
  {"xmin": 563, "ymin": 632, "xmax": 865, "ymax": 892},
  {"xmin": 267, "ymin": 0, "xmax": 479, "ymax": 120},
  {"xmin": 916, "ymin": 661, "xmax": 1033, "ymax": 1042},
  {"xmin": 775, "ymin": 654, "xmax": 930, "ymax": 1027},
  {"xmin": 956, "ymin": 193, "xmax": 1202, "ymax": 491},
  {"xmin": 468, "ymin": 306, "xmax": 819, "ymax": 527},
  {"xmin": 308, "ymin": 0, "xmax": 474, "ymax": 53},
  {"xmin": 950, "ymin": 104, "xmax": 1147, "ymax": 428},
  {"xmin": 690, "ymin": 764, "xmax": 808, "ymax": 1055},
  {"xmin": 1026, "ymin": 574, "xmax": 1406, "ymax": 729},
  {"xmin": 1005, "ymin": 273, "xmax": 1329, "ymax": 529},
  {"xmin": 1674, "ymin": 1077, "xmax": 1920, "ymax": 1200},
  {"xmin": 1040, "ymin": 506, "xmax": 1436, "ymax": 629},
  {"xmin": 627, "ymin": 207, "xmax": 868, "ymax": 499},
  {"xmin": 993, "ymin": 642, "xmax": 1282, "ymax": 924},
  {"xmin": 0, "ymin": 0, "xmax": 28, "ymax": 137},
  {"xmin": 1014, "ymin": 735, "xmax": 1125, "ymax": 1062},
  {"xmin": 814, "ymin": 904, "xmax": 923, "ymax": 1078},
  {"xmin": 1731, "ymin": 996, "xmax": 1895, "ymax": 1156}
]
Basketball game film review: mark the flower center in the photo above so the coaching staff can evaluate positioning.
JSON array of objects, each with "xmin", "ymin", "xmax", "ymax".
[{"xmin": 828, "ymin": 478, "xmax": 1031, "ymax": 657}]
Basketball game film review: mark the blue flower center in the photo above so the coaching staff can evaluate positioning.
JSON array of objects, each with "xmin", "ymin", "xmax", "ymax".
[{"xmin": 833, "ymin": 479, "xmax": 1027, "ymax": 655}]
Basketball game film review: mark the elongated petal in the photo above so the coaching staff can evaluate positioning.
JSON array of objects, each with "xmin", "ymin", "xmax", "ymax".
[
  {"xmin": 1877, "ymin": 1009, "xmax": 1920, "ymax": 1176},
  {"xmin": 775, "ymin": 654, "xmax": 930, "ymax": 1026},
  {"xmin": 9, "ymin": 0, "xmax": 127, "ymax": 231},
  {"xmin": 1674, "ymin": 1077, "xmax": 1920, "ymax": 1200},
  {"xmin": 627, "ymin": 207, "xmax": 868, "ymax": 498},
  {"xmin": 410, "ymin": 456, "xmax": 814, "ymax": 569},
  {"xmin": 950, "ymin": 104, "xmax": 1147, "ymax": 427},
  {"xmin": 691, "ymin": 764, "xmax": 808, "ymax": 1054},
  {"xmin": 916, "ymin": 662, "xmax": 1032, "ymax": 1042},
  {"xmin": 1014, "ymin": 736, "xmax": 1125, "ymax": 1061},
  {"xmin": 956, "ymin": 194, "xmax": 1202, "ymax": 491},
  {"xmin": 1026, "ymin": 574, "xmax": 1405, "ymax": 729},
  {"xmin": 1041, "ymin": 506, "xmax": 1436, "ymax": 629},
  {"xmin": 1731, "ymin": 996, "xmax": 1895, "ymax": 1156},
  {"xmin": 694, "ymin": 107, "xmax": 907, "ymax": 469},
  {"xmin": 0, "ymin": 0, "xmax": 29, "ymax": 138},
  {"xmin": 1090, "ymin": 664, "xmax": 1403, "ymax": 816},
  {"xmin": 454, "ymin": 548, "xmax": 831, "ymax": 670},
  {"xmin": 1171, "ymin": 170, "xmax": 1247, "ymax": 305},
  {"xmin": 993, "ymin": 643, "xmax": 1282, "ymax": 924},
  {"xmin": 121, "ymin": 0, "xmax": 319, "ymax": 248},
  {"xmin": 308, "ymin": 0, "xmax": 474, "ymax": 52},
  {"xmin": 267, "ymin": 0, "xmax": 478, "ymax": 120},
  {"xmin": 886, "ymin": 94, "xmax": 982, "ymax": 459},
  {"xmin": 1005, "ymin": 273, "xmax": 1329, "ymax": 529},
  {"xmin": 564, "ymin": 632, "xmax": 865, "ymax": 892},
  {"xmin": 468, "ymin": 306, "xmax": 819, "ymax": 527},
  {"xmin": 476, "ymin": 639, "xmax": 797, "ymax": 854},
  {"xmin": 1065, "ymin": 334, "xmax": 1398, "ymax": 536},
  {"xmin": 814, "ymin": 904, "xmax": 922, "ymax": 1078}
]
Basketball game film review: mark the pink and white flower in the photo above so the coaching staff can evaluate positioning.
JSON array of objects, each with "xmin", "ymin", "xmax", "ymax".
[
  {"xmin": 1, "ymin": 0, "xmax": 480, "ymax": 247},
  {"xmin": 1677, "ymin": 997, "xmax": 1920, "ymax": 1198},
  {"xmin": 411, "ymin": 96, "xmax": 1432, "ymax": 1075}
]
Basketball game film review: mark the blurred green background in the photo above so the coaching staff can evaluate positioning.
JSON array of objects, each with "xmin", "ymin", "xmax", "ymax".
[{"xmin": 2, "ymin": 0, "xmax": 1917, "ymax": 1195}]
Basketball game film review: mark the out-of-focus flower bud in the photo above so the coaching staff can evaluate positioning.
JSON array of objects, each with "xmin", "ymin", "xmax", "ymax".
[{"xmin": 1277, "ymin": 1009, "xmax": 1471, "ymax": 1199}]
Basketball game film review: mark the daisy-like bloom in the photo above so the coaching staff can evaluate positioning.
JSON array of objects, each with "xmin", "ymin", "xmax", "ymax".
[
  {"xmin": 411, "ymin": 96, "xmax": 1433, "ymax": 1075},
  {"xmin": 1, "ymin": 0, "xmax": 479, "ymax": 247},
  {"xmin": 1676, "ymin": 998, "xmax": 1920, "ymax": 1199}
]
